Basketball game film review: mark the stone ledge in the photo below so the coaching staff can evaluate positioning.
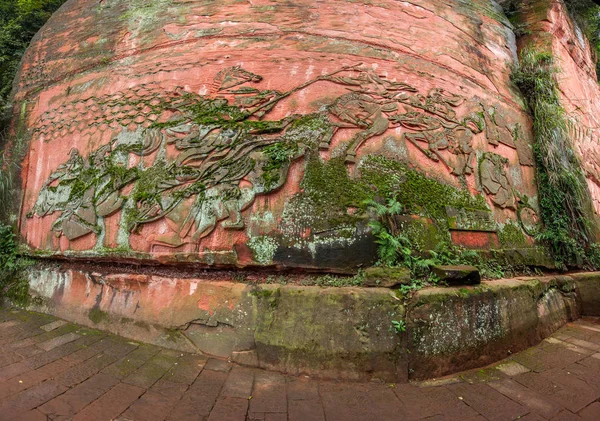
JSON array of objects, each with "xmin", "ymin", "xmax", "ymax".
[{"xmin": 25, "ymin": 266, "xmax": 600, "ymax": 382}]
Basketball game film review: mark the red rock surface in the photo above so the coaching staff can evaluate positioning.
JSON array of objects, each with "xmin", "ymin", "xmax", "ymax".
[
  {"xmin": 13, "ymin": 0, "xmax": 542, "ymax": 270},
  {"xmin": 526, "ymin": 1, "xmax": 600, "ymax": 221}
]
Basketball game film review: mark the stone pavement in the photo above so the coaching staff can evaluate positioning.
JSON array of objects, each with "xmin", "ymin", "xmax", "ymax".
[{"xmin": 2, "ymin": 310, "xmax": 600, "ymax": 421}]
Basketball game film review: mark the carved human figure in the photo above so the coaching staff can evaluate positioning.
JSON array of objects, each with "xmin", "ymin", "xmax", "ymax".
[{"xmin": 479, "ymin": 153, "xmax": 516, "ymax": 209}]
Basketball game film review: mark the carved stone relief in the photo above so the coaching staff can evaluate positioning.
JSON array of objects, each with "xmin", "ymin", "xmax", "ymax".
[
  {"xmin": 478, "ymin": 153, "xmax": 517, "ymax": 210},
  {"xmin": 28, "ymin": 65, "xmax": 530, "ymax": 249}
]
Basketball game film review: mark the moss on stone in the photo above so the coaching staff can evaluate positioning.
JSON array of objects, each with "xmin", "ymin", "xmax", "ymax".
[
  {"xmin": 498, "ymin": 222, "xmax": 528, "ymax": 248},
  {"xmin": 88, "ymin": 307, "xmax": 108, "ymax": 325},
  {"xmin": 359, "ymin": 156, "xmax": 488, "ymax": 226}
]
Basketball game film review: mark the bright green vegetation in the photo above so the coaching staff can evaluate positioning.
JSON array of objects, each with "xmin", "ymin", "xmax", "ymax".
[
  {"xmin": 0, "ymin": 0, "xmax": 66, "ymax": 115},
  {"xmin": 563, "ymin": 0, "xmax": 600, "ymax": 75},
  {"xmin": 1, "ymin": 0, "xmax": 66, "ymax": 221},
  {"xmin": 391, "ymin": 320, "xmax": 406, "ymax": 333},
  {"xmin": 365, "ymin": 196, "xmax": 507, "ymax": 297},
  {"xmin": 512, "ymin": 48, "xmax": 598, "ymax": 269},
  {"xmin": 503, "ymin": 1, "xmax": 600, "ymax": 75},
  {"xmin": 0, "ymin": 223, "xmax": 34, "ymax": 306}
]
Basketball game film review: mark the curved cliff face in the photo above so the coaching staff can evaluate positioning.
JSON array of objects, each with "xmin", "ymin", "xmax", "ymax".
[
  {"xmin": 14, "ymin": 0, "xmax": 540, "ymax": 271},
  {"xmin": 530, "ymin": 1, "xmax": 600, "ymax": 219}
]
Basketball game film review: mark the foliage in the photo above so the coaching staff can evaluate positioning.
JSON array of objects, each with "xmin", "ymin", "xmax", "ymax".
[
  {"xmin": 563, "ymin": 0, "xmax": 600, "ymax": 75},
  {"xmin": 391, "ymin": 320, "xmax": 406, "ymax": 333},
  {"xmin": 512, "ymin": 48, "xmax": 596, "ymax": 269},
  {"xmin": 0, "ymin": 223, "xmax": 33, "ymax": 306},
  {"xmin": 502, "ymin": 1, "xmax": 600, "ymax": 76},
  {"xmin": 364, "ymin": 197, "xmax": 508, "ymax": 296},
  {"xmin": 0, "ymin": 0, "xmax": 66, "ymax": 113}
]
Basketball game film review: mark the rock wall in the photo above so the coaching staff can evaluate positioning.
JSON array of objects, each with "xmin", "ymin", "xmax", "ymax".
[
  {"xmin": 10, "ymin": 0, "xmax": 600, "ymax": 384},
  {"xmin": 27, "ymin": 263, "xmax": 589, "ymax": 382},
  {"xmin": 519, "ymin": 0, "xmax": 600, "ymax": 229},
  {"xmin": 12, "ymin": 0, "xmax": 543, "ymax": 271}
]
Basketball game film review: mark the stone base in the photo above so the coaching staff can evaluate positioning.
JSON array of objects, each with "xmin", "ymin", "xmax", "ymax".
[{"xmin": 26, "ymin": 263, "xmax": 600, "ymax": 382}]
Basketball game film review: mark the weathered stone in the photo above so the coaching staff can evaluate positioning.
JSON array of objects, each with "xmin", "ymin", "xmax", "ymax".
[
  {"xmin": 407, "ymin": 276, "xmax": 579, "ymax": 380},
  {"xmin": 253, "ymin": 285, "xmax": 407, "ymax": 382},
  {"xmin": 230, "ymin": 350, "xmax": 259, "ymax": 368},
  {"xmin": 571, "ymin": 273, "xmax": 600, "ymax": 316},
  {"xmin": 432, "ymin": 265, "xmax": 481, "ymax": 285},
  {"xmin": 12, "ymin": 0, "xmax": 544, "ymax": 272},
  {"xmin": 26, "ymin": 264, "xmax": 598, "ymax": 382},
  {"xmin": 362, "ymin": 267, "xmax": 411, "ymax": 288}
]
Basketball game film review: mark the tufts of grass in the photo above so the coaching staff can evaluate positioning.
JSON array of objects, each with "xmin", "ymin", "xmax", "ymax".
[{"xmin": 512, "ymin": 48, "xmax": 597, "ymax": 269}]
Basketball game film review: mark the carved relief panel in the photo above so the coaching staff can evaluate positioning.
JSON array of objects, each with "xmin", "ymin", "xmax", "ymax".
[{"xmin": 15, "ymin": 0, "xmax": 540, "ymax": 269}]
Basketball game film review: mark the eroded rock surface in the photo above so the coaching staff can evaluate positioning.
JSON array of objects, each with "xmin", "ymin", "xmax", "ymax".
[{"xmin": 12, "ymin": 0, "xmax": 542, "ymax": 271}]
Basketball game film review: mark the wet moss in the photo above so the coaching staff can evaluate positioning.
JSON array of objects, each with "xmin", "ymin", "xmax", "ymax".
[
  {"xmin": 359, "ymin": 155, "xmax": 489, "ymax": 226},
  {"xmin": 498, "ymin": 222, "xmax": 528, "ymax": 248},
  {"xmin": 88, "ymin": 308, "xmax": 108, "ymax": 324}
]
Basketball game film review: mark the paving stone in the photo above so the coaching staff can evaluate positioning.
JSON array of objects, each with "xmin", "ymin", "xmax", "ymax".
[
  {"xmin": 72, "ymin": 382, "xmax": 145, "ymax": 421},
  {"xmin": 204, "ymin": 357, "xmax": 233, "ymax": 372},
  {"xmin": 121, "ymin": 380, "xmax": 188, "ymax": 421},
  {"xmin": 576, "ymin": 323, "xmax": 600, "ymax": 334},
  {"xmin": 15, "ymin": 345, "xmax": 44, "ymax": 358},
  {"xmin": 577, "ymin": 354, "xmax": 600, "ymax": 372},
  {"xmin": 0, "ymin": 359, "xmax": 74, "ymax": 400},
  {"xmin": 0, "ymin": 380, "xmax": 68, "ymax": 420},
  {"xmin": 0, "ymin": 351, "xmax": 22, "ymax": 369},
  {"xmin": 448, "ymin": 382, "xmax": 530, "ymax": 421},
  {"xmin": 460, "ymin": 367, "xmax": 506, "ymax": 384},
  {"xmin": 54, "ymin": 352, "xmax": 121, "ymax": 388},
  {"xmin": 563, "ymin": 337, "xmax": 600, "ymax": 352},
  {"xmin": 25, "ymin": 333, "xmax": 103, "ymax": 369},
  {"xmin": 514, "ymin": 369, "xmax": 600, "ymax": 413},
  {"xmin": 37, "ymin": 332, "xmax": 80, "ymax": 351},
  {"xmin": 517, "ymin": 414, "xmax": 547, "ymax": 421},
  {"xmin": 562, "ymin": 363, "xmax": 600, "ymax": 394},
  {"xmin": 167, "ymin": 369, "xmax": 227, "ymax": 420},
  {"xmin": 13, "ymin": 409, "xmax": 47, "ymax": 421},
  {"xmin": 496, "ymin": 361, "xmax": 531, "ymax": 376},
  {"xmin": 40, "ymin": 320, "xmax": 67, "ymax": 332},
  {"xmin": 543, "ymin": 337, "xmax": 595, "ymax": 356},
  {"xmin": 265, "ymin": 414, "xmax": 287, "ymax": 421},
  {"xmin": 0, "ymin": 362, "xmax": 31, "ymax": 382},
  {"xmin": 63, "ymin": 336, "xmax": 116, "ymax": 363},
  {"xmin": 39, "ymin": 373, "xmax": 120, "ymax": 417},
  {"xmin": 102, "ymin": 343, "xmax": 161, "ymax": 380},
  {"xmin": 9, "ymin": 337, "xmax": 40, "ymax": 350},
  {"xmin": 551, "ymin": 409, "xmax": 584, "ymax": 420},
  {"xmin": 393, "ymin": 384, "xmax": 479, "ymax": 420},
  {"xmin": 207, "ymin": 396, "xmax": 249, "ymax": 421},
  {"xmin": 321, "ymin": 381, "xmax": 409, "ymax": 421},
  {"xmin": 221, "ymin": 366, "xmax": 254, "ymax": 399},
  {"xmin": 102, "ymin": 339, "xmax": 139, "ymax": 357},
  {"xmin": 488, "ymin": 378, "xmax": 562, "ymax": 419},
  {"xmin": 289, "ymin": 399, "xmax": 326, "ymax": 421},
  {"xmin": 4, "ymin": 309, "xmax": 600, "ymax": 421},
  {"xmin": 578, "ymin": 402, "xmax": 600, "ymax": 421},
  {"xmin": 122, "ymin": 349, "xmax": 179, "ymax": 389},
  {"xmin": 26, "ymin": 324, "xmax": 79, "ymax": 347},
  {"xmin": 249, "ymin": 371, "xmax": 287, "ymax": 414},
  {"xmin": 163, "ymin": 353, "xmax": 206, "ymax": 384},
  {"xmin": 287, "ymin": 377, "xmax": 320, "ymax": 401},
  {"xmin": 0, "ymin": 320, "xmax": 20, "ymax": 329}
]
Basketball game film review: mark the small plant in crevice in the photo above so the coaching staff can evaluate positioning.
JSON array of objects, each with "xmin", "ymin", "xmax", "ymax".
[
  {"xmin": 391, "ymin": 320, "xmax": 406, "ymax": 334},
  {"xmin": 512, "ymin": 48, "xmax": 598, "ymax": 269},
  {"xmin": 0, "ymin": 223, "xmax": 34, "ymax": 307}
]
